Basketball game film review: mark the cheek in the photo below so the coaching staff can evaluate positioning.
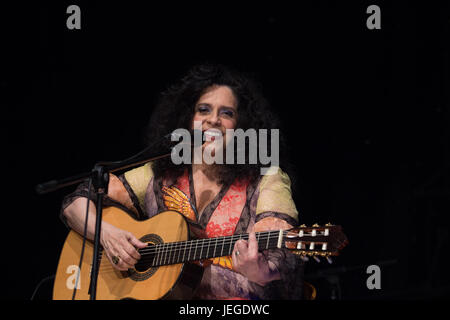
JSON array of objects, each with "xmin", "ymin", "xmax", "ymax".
[
  {"xmin": 223, "ymin": 118, "xmax": 237, "ymax": 130},
  {"xmin": 223, "ymin": 120, "xmax": 237, "ymax": 145},
  {"xmin": 191, "ymin": 115, "xmax": 203, "ymax": 129}
]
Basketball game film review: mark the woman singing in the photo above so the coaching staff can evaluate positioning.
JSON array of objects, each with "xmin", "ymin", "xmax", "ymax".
[{"xmin": 61, "ymin": 64, "xmax": 304, "ymax": 299}]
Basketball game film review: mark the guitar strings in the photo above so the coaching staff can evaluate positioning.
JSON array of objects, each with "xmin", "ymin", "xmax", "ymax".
[
  {"xmin": 95, "ymin": 232, "xmax": 287, "ymax": 272},
  {"xmin": 97, "ymin": 233, "xmax": 283, "ymax": 263},
  {"xmin": 139, "ymin": 230, "xmax": 288, "ymax": 256},
  {"xmin": 102, "ymin": 230, "xmax": 287, "ymax": 258},
  {"xmin": 96, "ymin": 234, "xmax": 283, "ymax": 273}
]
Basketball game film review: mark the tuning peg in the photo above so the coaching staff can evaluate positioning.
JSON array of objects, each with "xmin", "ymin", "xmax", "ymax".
[
  {"xmin": 312, "ymin": 223, "xmax": 319, "ymax": 227},
  {"xmin": 325, "ymin": 223, "xmax": 333, "ymax": 226},
  {"xmin": 300, "ymin": 224, "xmax": 307, "ymax": 228},
  {"xmin": 313, "ymin": 256, "xmax": 320, "ymax": 263},
  {"xmin": 326, "ymin": 256, "xmax": 333, "ymax": 264}
]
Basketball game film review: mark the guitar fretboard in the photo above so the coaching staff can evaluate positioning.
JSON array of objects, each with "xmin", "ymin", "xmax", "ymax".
[{"xmin": 137, "ymin": 230, "xmax": 286, "ymax": 267}]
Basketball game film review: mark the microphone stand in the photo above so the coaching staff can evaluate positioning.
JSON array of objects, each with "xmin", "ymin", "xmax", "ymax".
[{"xmin": 36, "ymin": 150, "xmax": 172, "ymax": 300}]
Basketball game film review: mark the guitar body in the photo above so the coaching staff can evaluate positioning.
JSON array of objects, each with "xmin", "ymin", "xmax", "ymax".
[{"xmin": 53, "ymin": 208, "xmax": 203, "ymax": 300}]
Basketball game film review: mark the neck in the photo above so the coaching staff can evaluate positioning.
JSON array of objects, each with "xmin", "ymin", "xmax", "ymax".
[
  {"xmin": 138, "ymin": 230, "xmax": 286, "ymax": 267},
  {"xmin": 192, "ymin": 163, "xmax": 221, "ymax": 184}
]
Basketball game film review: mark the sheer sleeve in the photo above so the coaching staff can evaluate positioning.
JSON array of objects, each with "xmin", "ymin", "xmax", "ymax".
[
  {"xmin": 59, "ymin": 162, "xmax": 154, "ymax": 227},
  {"xmin": 249, "ymin": 248, "xmax": 305, "ymax": 299},
  {"xmin": 255, "ymin": 167, "xmax": 299, "ymax": 225},
  {"xmin": 248, "ymin": 167, "xmax": 305, "ymax": 299}
]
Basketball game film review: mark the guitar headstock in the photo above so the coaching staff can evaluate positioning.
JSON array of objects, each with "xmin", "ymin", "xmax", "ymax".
[{"xmin": 284, "ymin": 223, "xmax": 348, "ymax": 263}]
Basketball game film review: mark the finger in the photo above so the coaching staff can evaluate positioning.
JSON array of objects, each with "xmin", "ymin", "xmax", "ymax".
[
  {"xmin": 129, "ymin": 236, "xmax": 148, "ymax": 249},
  {"xmin": 110, "ymin": 239, "xmax": 138, "ymax": 266},
  {"xmin": 122, "ymin": 241, "xmax": 141, "ymax": 261},
  {"xmin": 116, "ymin": 259, "xmax": 132, "ymax": 271},
  {"xmin": 247, "ymin": 232, "xmax": 259, "ymax": 258},
  {"xmin": 107, "ymin": 251, "xmax": 129, "ymax": 271},
  {"xmin": 233, "ymin": 239, "xmax": 249, "ymax": 262},
  {"xmin": 234, "ymin": 239, "xmax": 248, "ymax": 250},
  {"xmin": 234, "ymin": 242, "xmax": 247, "ymax": 259},
  {"xmin": 117, "ymin": 248, "xmax": 137, "ymax": 268},
  {"xmin": 232, "ymin": 247, "xmax": 240, "ymax": 260},
  {"xmin": 125, "ymin": 234, "xmax": 147, "ymax": 256},
  {"xmin": 232, "ymin": 249, "xmax": 241, "ymax": 271}
]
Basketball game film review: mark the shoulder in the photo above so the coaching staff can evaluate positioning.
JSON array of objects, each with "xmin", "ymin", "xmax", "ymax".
[
  {"xmin": 124, "ymin": 162, "xmax": 154, "ymax": 186},
  {"xmin": 254, "ymin": 166, "xmax": 299, "ymax": 225},
  {"xmin": 258, "ymin": 166, "xmax": 293, "ymax": 191},
  {"xmin": 123, "ymin": 162, "xmax": 155, "ymax": 207}
]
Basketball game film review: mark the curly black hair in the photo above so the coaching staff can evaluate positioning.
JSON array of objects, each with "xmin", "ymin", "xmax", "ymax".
[{"xmin": 145, "ymin": 63, "xmax": 296, "ymax": 191}]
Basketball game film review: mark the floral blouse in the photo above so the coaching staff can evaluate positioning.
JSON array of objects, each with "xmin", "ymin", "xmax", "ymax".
[{"xmin": 61, "ymin": 163, "xmax": 305, "ymax": 300}]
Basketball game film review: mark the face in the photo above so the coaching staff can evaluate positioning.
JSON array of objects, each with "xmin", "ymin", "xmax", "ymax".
[{"xmin": 192, "ymin": 85, "xmax": 238, "ymax": 153}]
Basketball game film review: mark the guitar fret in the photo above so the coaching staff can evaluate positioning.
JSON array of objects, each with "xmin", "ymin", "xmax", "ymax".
[
  {"xmin": 172, "ymin": 243, "xmax": 177, "ymax": 264},
  {"xmin": 182, "ymin": 241, "xmax": 187, "ymax": 262},
  {"xmin": 277, "ymin": 229, "xmax": 283, "ymax": 249},
  {"xmin": 194, "ymin": 240, "xmax": 199, "ymax": 261},
  {"xmin": 220, "ymin": 237, "xmax": 225, "ymax": 256},
  {"xmin": 177, "ymin": 242, "xmax": 182, "ymax": 263},
  {"xmin": 171, "ymin": 243, "xmax": 176, "ymax": 264},
  {"xmin": 167, "ymin": 243, "xmax": 172, "ymax": 265},
  {"xmin": 199, "ymin": 239, "xmax": 205, "ymax": 260},
  {"xmin": 266, "ymin": 231, "xmax": 271, "ymax": 249},
  {"xmin": 163, "ymin": 243, "xmax": 168, "ymax": 265},
  {"xmin": 168, "ymin": 243, "xmax": 172, "ymax": 265},
  {"xmin": 213, "ymin": 237, "xmax": 218, "ymax": 257},
  {"xmin": 188, "ymin": 240, "xmax": 193, "ymax": 261},
  {"xmin": 160, "ymin": 244, "xmax": 164, "ymax": 265},
  {"xmin": 228, "ymin": 236, "xmax": 234, "ymax": 255},
  {"xmin": 205, "ymin": 239, "xmax": 210, "ymax": 259}
]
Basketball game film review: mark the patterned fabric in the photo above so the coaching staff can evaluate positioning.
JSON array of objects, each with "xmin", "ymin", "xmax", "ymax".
[
  {"xmin": 162, "ymin": 185, "xmax": 197, "ymax": 221},
  {"xmin": 160, "ymin": 171, "xmax": 250, "ymax": 271},
  {"xmin": 60, "ymin": 163, "xmax": 304, "ymax": 300}
]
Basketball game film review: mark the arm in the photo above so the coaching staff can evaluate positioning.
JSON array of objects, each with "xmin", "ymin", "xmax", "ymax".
[
  {"xmin": 232, "ymin": 168, "xmax": 304, "ymax": 299},
  {"xmin": 62, "ymin": 173, "xmax": 147, "ymax": 271}
]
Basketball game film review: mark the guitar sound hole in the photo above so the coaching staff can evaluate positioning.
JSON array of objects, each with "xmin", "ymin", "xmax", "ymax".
[
  {"xmin": 135, "ymin": 244, "xmax": 156, "ymax": 272},
  {"xmin": 127, "ymin": 234, "xmax": 162, "ymax": 281}
]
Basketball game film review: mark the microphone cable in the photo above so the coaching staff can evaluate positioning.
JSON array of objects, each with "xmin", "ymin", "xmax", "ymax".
[{"xmin": 30, "ymin": 274, "xmax": 56, "ymax": 300}]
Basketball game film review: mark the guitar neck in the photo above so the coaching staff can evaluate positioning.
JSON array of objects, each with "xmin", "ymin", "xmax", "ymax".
[{"xmin": 146, "ymin": 230, "xmax": 285, "ymax": 267}]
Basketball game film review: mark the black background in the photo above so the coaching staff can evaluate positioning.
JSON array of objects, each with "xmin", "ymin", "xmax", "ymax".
[{"xmin": 2, "ymin": 0, "xmax": 449, "ymax": 301}]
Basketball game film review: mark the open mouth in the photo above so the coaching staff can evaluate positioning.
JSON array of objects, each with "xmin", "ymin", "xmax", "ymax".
[{"xmin": 203, "ymin": 129, "xmax": 222, "ymax": 142}]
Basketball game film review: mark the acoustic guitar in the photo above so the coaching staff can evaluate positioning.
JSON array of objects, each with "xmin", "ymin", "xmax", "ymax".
[{"xmin": 53, "ymin": 207, "xmax": 348, "ymax": 300}]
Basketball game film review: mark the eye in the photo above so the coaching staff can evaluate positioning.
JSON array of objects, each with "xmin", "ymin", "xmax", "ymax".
[
  {"xmin": 220, "ymin": 109, "xmax": 235, "ymax": 118},
  {"xmin": 196, "ymin": 104, "xmax": 210, "ymax": 114}
]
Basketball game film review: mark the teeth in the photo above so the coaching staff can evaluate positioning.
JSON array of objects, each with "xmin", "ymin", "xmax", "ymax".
[{"xmin": 204, "ymin": 130, "xmax": 221, "ymax": 137}]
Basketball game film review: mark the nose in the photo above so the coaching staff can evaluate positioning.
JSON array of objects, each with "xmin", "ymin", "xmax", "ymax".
[{"xmin": 206, "ymin": 110, "xmax": 221, "ymax": 126}]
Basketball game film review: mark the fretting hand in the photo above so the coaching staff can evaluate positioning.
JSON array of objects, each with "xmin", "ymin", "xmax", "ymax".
[{"xmin": 232, "ymin": 232, "xmax": 280, "ymax": 286}]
